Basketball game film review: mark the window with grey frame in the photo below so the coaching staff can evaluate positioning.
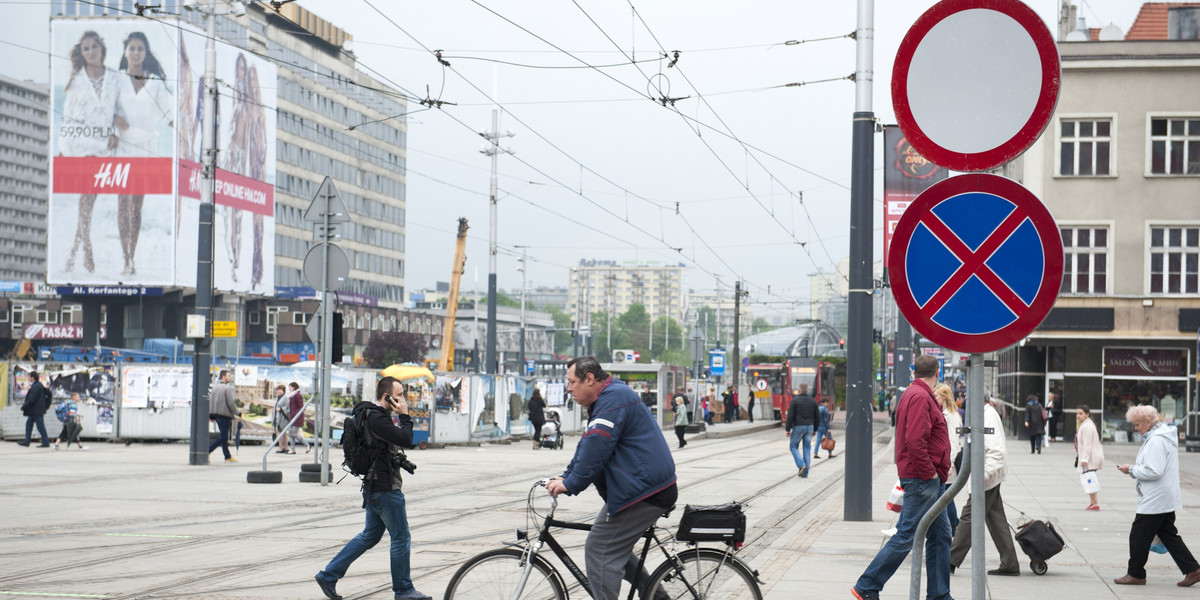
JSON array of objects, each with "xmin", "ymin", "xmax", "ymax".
[
  {"xmin": 1149, "ymin": 117, "xmax": 1200, "ymax": 175},
  {"xmin": 1059, "ymin": 118, "xmax": 1112, "ymax": 176},
  {"xmin": 1060, "ymin": 226, "xmax": 1108, "ymax": 294},
  {"xmin": 1149, "ymin": 226, "xmax": 1200, "ymax": 294}
]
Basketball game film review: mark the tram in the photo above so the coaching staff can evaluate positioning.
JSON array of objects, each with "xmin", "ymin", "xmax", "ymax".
[{"xmin": 747, "ymin": 357, "xmax": 835, "ymax": 421}]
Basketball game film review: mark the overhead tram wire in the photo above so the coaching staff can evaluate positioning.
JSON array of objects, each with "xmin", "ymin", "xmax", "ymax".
[{"xmin": 619, "ymin": 0, "xmax": 849, "ymax": 282}]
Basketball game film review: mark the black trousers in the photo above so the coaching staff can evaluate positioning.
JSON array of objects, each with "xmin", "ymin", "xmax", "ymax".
[
  {"xmin": 674, "ymin": 425, "xmax": 687, "ymax": 447},
  {"xmin": 1128, "ymin": 511, "xmax": 1200, "ymax": 579}
]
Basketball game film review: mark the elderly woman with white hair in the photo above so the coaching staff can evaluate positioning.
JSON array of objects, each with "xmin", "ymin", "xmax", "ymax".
[{"xmin": 1114, "ymin": 404, "xmax": 1200, "ymax": 587}]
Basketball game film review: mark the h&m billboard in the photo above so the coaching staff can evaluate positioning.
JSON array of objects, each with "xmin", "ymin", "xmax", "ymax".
[{"xmin": 48, "ymin": 18, "xmax": 275, "ymax": 294}]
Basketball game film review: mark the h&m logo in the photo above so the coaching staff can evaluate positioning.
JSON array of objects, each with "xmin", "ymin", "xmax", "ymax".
[{"xmin": 94, "ymin": 162, "xmax": 131, "ymax": 188}]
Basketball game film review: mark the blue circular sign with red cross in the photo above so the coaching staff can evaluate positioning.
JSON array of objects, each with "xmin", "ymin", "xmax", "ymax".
[{"xmin": 888, "ymin": 174, "xmax": 1063, "ymax": 353}]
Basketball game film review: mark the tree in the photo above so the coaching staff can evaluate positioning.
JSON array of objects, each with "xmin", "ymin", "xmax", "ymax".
[
  {"xmin": 751, "ymin": 317, "xmax": 776, "ymax": 335},
  {"xmin": 477, "ymin": 290, "xmax": 521, "ymax": 308},
  {"xmin": 363, "ymin": 331, "xmax": 428, "ymax": 368},
  {"xmin": 544, "ymin": 305, "xmax": 575, "ymax": 356}
]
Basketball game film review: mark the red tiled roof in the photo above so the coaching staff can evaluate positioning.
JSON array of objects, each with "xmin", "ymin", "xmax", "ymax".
[{"xmin": 1126, "ymin": 2, "xmax": 1200, "ymax": 40}]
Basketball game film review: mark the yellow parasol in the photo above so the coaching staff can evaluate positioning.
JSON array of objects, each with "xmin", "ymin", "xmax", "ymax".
[{"xmin": 379, "ymin": 364, "xmax": 436, "ymax": 384}]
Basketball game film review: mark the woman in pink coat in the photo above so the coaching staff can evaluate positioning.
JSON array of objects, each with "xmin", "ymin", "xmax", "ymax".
[{"xmin": 1075, "ymin": 405, "xmax": 1105, "ymax": 510}]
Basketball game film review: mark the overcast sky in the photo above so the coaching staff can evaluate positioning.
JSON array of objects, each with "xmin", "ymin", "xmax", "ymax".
[{"xmin": 2, "ymin": 0, "xmax": 1143, "ymax": 318}]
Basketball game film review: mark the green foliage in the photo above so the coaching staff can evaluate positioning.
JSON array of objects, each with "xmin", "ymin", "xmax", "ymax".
[
  {"xmin": 751, "ymin": 317, "xmax": 776, "ymax": 334},
  {"xmin": 544, "ymin": 304, "xmax": 576, "ymax": 355},
  {"xmin": 589, "ymin": 303, "xmax": 688, "ymax": 364},
  {"xmin": 477, "ymin": 291, "xmax": 521, "ymax": 308}
]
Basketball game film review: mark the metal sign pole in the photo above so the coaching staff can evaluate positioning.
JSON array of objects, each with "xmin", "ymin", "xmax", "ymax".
[
  {"xmin": 320, "ymin": 210, "xmax": 333, "ymax": 486},
  {"xmin": 968, "ymin": 353, "xmax": 986, "ymax": 600}
]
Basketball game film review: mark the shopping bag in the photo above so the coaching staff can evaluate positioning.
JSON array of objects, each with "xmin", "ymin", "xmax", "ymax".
[
  {"xmin": 885, "ymin": 480, "xmax": 905, "ymax": 513},
  {"xmin": 821, "ymin": 436, "xmax": 836, "ymax": 452},
  {"xmin": 1080, "ymin": 470, "xmax": 1101, "ymax": 494}
]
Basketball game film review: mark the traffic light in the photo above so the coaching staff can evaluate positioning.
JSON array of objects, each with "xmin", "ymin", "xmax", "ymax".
[
  {"xmin": 839, "ymin": 339, "xmax": 845, "ymax": 350},
  {"xmin": 873, "ymin": 329, "xmax": 882, "ymax": 344},
  {"xmin": 331, "ymin": 311, "xmax": 344, "ymax": 363}
]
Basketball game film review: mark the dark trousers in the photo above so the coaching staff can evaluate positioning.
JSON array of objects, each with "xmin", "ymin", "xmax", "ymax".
[
  {"xmin": 208, "ymin": 414, "xmax": 233, "ymax": 459},
  {"xmin": 674, "ymin": 425, "xmax": 687, "ymax": 448},
  {"xmin": 1128, "ymin": 511, "xmax": 1200, "ymax": 579},
  {"xmin": 24, "ymin": 414, "xmax": 49, "ymax": 445},
  {"xmin": 950, "ymin": 484, "xmax": 1020, "ymax": 571},
  {"xmin": 1030, "ymin": 433, "xmax": 1043, "ymax": 453},
  {"xmin": 747, "ymin": 400, "xmax": 755, "ymax": 423},
  {"xmin": 58, "ymin": 421, "xmax": 83, "ymax": 445}
]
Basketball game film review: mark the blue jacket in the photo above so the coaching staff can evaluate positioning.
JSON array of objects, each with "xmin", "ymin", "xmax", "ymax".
[
  {"xmin": 561, "ymin": 377, "xmax": 677, "ymax": 515},
  {"xmin": 817, "ymin": 404, "xmax": 830, "ymax": 431}
]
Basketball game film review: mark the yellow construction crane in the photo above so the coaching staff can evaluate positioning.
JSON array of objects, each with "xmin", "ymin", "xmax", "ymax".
[{"xmin": 438, "ymin": 218, "xmax": 469, "ymax": 372}]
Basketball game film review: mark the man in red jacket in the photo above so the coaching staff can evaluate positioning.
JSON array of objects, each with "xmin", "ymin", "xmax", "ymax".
[{"xmin": 853, "ymin": 354, "xmax": 953, "ymax": 600}]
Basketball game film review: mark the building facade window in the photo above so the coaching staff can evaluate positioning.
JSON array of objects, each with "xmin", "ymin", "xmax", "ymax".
[
  {"xmin": 1059, "ymin": 118, "xmax": 1112, "ymax": 176},
  {"xmin": 1149, "ymin": 116, "xmax": 1200, "ymax": 175},
  {"xmin": 1148, "ymin": 225, "xmax": 1200, "ymax": 294},
  {"xmin": 1060, "ymin": 226, "xmax": 1109, "ymax": 294}
]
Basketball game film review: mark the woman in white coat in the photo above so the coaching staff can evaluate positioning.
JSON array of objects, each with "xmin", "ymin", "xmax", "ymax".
[
  {"xmin": 934, "ymin": 384, "xmax": 962, "ymax": 534},
  {"xmin": 1074, "ymin": 405, "xmax": 1104, "ymax": 510},
  {"xmin": 113, "ymin": 32, "xmax": 172, "ymax": 277},
  {"xmin": 1114, "ymin": 405, "xmax": 1200, "ymax": 587},
  {"xmin": 61, "ymin": 30, "xmax": 120, "ymax": 274}
]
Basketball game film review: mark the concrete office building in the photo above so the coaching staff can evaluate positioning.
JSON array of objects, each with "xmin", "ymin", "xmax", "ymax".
[
  {"xmin": 567, "ymin": 260, "xmax": 686, "ymax": 327},
  {"xmin": 0, "ymin": 74, "xmax": 49, "ymax": 283}
]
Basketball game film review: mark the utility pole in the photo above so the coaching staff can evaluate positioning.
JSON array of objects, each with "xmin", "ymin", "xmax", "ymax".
[
  {"xmin": 518, "ymin": 247, "xmax": 527, "ymax": 372},
  {"xmin": 845, "ymin": 0, "xmax": 876, "ymax": 522},
  {"xmin": 480, "ymin": 109, "xmax": 513, "ymax": 374},
  {"xmin": 187, "ymin": 0, "xmax": 221, "ymax": 466},
  {"xmin": 731, "ymin": 281, "xmax": 747, "ymax": 406}
]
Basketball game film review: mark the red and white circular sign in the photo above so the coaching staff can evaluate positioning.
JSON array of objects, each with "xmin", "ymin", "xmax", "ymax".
[{"xmin": 892, "ymin": 0, "xmax": 1060, "ymax": 172}]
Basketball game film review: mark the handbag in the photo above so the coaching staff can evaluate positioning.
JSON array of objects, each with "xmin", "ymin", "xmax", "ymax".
[
  {"xmin": 821, "ymin": 436, "xmax": 836, "ymax": 452},
  {"xmin": 1080, "ymin": 470, "xmax": 1101, "ymax": 494},
  {"xmin": 886, "ymin": 480, "xmax": 905, "ymax": 513}
]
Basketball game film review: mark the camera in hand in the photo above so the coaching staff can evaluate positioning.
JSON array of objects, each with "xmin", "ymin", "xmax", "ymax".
[{"xmin": 392, "ymin": 452, "xmax": 417, "ymax": 475}]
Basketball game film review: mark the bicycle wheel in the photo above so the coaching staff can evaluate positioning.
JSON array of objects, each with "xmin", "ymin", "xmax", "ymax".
[
  {"xmin": 444, "ymin": 547, "xmax": 566, "ymax": 600},
  {"xmin": 643, "ymin": 547, "xmax": 762, "ymax": 600}
]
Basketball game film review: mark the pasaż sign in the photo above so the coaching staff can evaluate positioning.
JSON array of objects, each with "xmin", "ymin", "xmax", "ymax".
[
  {"xmin": 23, "ymin": 324, "xmax": 107, "ymax": 340},
  {"xmin": 884, "ymin": 125, "xmax": 948, "ymax": 268},
  {"xmin": 892, "ymin": 0, "xmax": 1060, "ymax": 172},
  {"xmin": 1104, "ymin": 348, "xmax": 1186, "ymax": 377},
  {"xmin": 888, "ymin": 174, "xmax": 1063, "ymax": 353}
]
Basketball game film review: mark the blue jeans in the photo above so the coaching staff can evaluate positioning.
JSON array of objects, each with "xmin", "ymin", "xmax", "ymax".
[
  {"xmin": 814, "ymin": 426, "xmax": 829, "ymax": 455},
  {"xmin": 207, "ymin": 415, "xmax": 232, "ymax": 459},
  {"xmin": 855, "ymin": 477, "xmax": 952, "ymax": 600},
  {"xmin": 789, "ymin": 426, "xmax": 813, "ymax": 474},
  {"xmin": 24, "ymin": 414, "xmax": 49, "ymax": 445},
  {"xmin": 944, "ymin": 483, "xmax": 959, "ymax": 535},
  {"xmin": 318, "ymin": 489, "xmax": 415, "ymax": 596}
]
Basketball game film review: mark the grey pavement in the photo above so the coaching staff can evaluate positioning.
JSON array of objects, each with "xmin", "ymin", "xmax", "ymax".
[{"xmin": 1, "ymin": 412, "xmax": 1198, "ymax": 600}]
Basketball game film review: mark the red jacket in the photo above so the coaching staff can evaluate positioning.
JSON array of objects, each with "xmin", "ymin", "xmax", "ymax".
[{"xmin": 894, "ymin": 379, "xmax": 951, "ymax": 482}]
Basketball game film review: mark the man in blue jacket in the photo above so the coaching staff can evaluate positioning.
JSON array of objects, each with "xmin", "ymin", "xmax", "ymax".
[{"xmin": 547, "ymin": 356, "xmax": 677, "ymax": 600}]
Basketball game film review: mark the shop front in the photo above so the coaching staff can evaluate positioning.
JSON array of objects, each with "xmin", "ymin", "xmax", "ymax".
[{"xmin": 1101, "ymin": 347, "xmax": 1190, "ymax": 443}]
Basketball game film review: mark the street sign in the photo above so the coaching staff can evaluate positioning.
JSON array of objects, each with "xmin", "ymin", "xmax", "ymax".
[
  {"xmin": 212, "ymin": 321, "xmax": 238, "ymax": 338},
  {"xmin": 892, "ymin": 0, "xmax": 1059, "ymax": 172},
  {"xmin": 888, "ymin": 174, "xmax": 1062, "ymax": 353},
  {"xmin": 303, "ymin": 177, "xmax": 351, "ymax": 224},
  {"xmin": 709, "ymin": 350, "xmax": 726, "ymax": 377},
  {"xmin": 305, "ymin": 311, "xmax": 322, "ymax": 344},
  {"xmin": 755, "ymin": 378, "xmax": 768, "ymax": 391},
  {"xmin": 303, "ymin": 243, "xmax": 350, "ymax": 292}
]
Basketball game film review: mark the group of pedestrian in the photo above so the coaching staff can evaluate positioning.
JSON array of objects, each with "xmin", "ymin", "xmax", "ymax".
[{"xmin": 272, "ymin": 382, "xmax": 312, "ymax": 454}]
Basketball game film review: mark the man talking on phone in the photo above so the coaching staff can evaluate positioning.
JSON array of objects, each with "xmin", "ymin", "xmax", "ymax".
[{"xmin": 315, "ymin": 376, "xmax": 431, "ymax": 600}]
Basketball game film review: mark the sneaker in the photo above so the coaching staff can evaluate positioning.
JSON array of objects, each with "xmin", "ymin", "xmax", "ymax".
[
  {"xmin": 224, "ymin": 457, "xmax": 238, "ymax": 463},
  {"xmin": 394, "ymin": 589, "xmax": 432, "ymax": 600},
  {"xmin": 54, "ymin": 445, "xmax": 61, "ymax": 451},
  {"xmin": 79, "ymin": 446, "xmax": 89, "ymax": 451},
  {"xmin": 314, "ymin": 574, "xmax": 343, "ymax": 600},
  {"xmin": 800, "ymin": 466, "xmax": 808, "ymax": 478},
  {"xmin": 851, "ymin": 586, "xmax": 879, "ymax": 600}
]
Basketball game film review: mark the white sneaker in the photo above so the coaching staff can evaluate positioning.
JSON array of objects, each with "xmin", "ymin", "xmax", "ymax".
[{"xmin": 79, "ymin": 446, "xmax": 90, "ymax": 451}]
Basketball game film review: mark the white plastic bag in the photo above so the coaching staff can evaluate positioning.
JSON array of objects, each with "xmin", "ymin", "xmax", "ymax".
[
  {"xmin": 1080, "ymin": 470, "xmax": 1101, "ymax": 494},
  {"xmin": 886, "ymin": 480, "xmax": 905, "ymax": 513}
]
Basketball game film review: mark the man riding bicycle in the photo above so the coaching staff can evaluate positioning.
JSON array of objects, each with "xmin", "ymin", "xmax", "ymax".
[{"xmin": 546, "ymin": 356, "xmax": 678, "ymax": 600}]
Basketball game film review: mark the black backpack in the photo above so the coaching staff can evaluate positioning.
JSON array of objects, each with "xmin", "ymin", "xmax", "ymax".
[{"xmin": 341, "ymin": 408, "xmax": 385, "ymax": 478}]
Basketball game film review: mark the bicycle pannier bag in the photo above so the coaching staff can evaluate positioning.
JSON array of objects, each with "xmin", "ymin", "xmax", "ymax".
[{"xmin": 676, "ymin": 503, "xmax": 746, "ymax": 543}]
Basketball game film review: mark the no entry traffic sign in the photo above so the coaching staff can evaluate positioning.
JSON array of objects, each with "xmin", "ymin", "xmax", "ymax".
[
  {"xmin": 888, "ymin": 174, "xmax": 1062, "ymax": 353},
  {"xmin": 892, "ymin": 0, "xmax": 1060, "ymax": 172}
]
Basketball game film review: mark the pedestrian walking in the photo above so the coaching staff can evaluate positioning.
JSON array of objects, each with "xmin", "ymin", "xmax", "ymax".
[
  {"xmin": 53, "ymin": 392, "xmax": 88, "ymax": 451},
  {"xmin": 933, "ymin": 384, "xmax": 961, "ymax": 535},
  {"xmin": 673, "ymin": 395, "xmax": 689, "ymax": 448},
  {"xmin": 814, "ymin": 399, "xmax": 831, "ymax": 460},
  {"xmin": 1114, "ymin": 405, "xmax": 1200, "ymax": 587},
  {"xmin": 1075, "ymin": 405, "xmax": 1104, "ymax": 510},
  {"xmin": 19, "ymin": 372, "xmax": 51, "ymax": 448},
  {"xmin": 287, "ymin": 382, "xmax": 312, "ymax": 454},
  {"xmin": 722, "ymin": 385, "xmax": 735, "ymax": 424},
  {"xmin": 272, "ymin": 384, "xmax": 291, "ymax": 453},
  {"xmin": 949, "ymin": 396, "xmax": 1021, "ymax": 576},
  {"xmin": 1024, "ymin": 394, "xmax": 1046, "ymax": 454},
  {"xmin": 206, "ymin": 370, "xmax": 240, "ymax": 463},
  {"xmin": 315, "ymin": 376, "xmax": 432, "ymax": 600},
  {"xmin": 528, "ymin": 388, "xmax": 547, "ymax": 449},
  {"xmin": 785, "ymin": 383, "xmax": 819, "ymax": 477},
  {"xmin": 1046, "ymin": 392, "xmax": 1061, "ymax": 442},
  {"xmin": 851, "ymin": 354, "xmax": 952, "ymax": 600},
  {"xmin": 747, "ymin": 391, "xmax": 755, "ymax": 423},
  {"xmin": 702, "ymin": 394, "xmax": 713, "ymax": 426}
]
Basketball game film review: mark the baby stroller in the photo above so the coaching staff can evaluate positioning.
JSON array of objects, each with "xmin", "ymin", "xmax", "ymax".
[
  {"xmin": 539, "ymin": 411, "xmax": 564, "ymax": 450},
  {"xmin": 1013, "ymin": 515, "xmax": 1065, "ymax": 575}
]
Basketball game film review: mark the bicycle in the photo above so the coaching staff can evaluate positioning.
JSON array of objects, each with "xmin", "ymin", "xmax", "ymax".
[{"xmin": 444, "ymin": 479, "xmax": 764, "ymax": 600}]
